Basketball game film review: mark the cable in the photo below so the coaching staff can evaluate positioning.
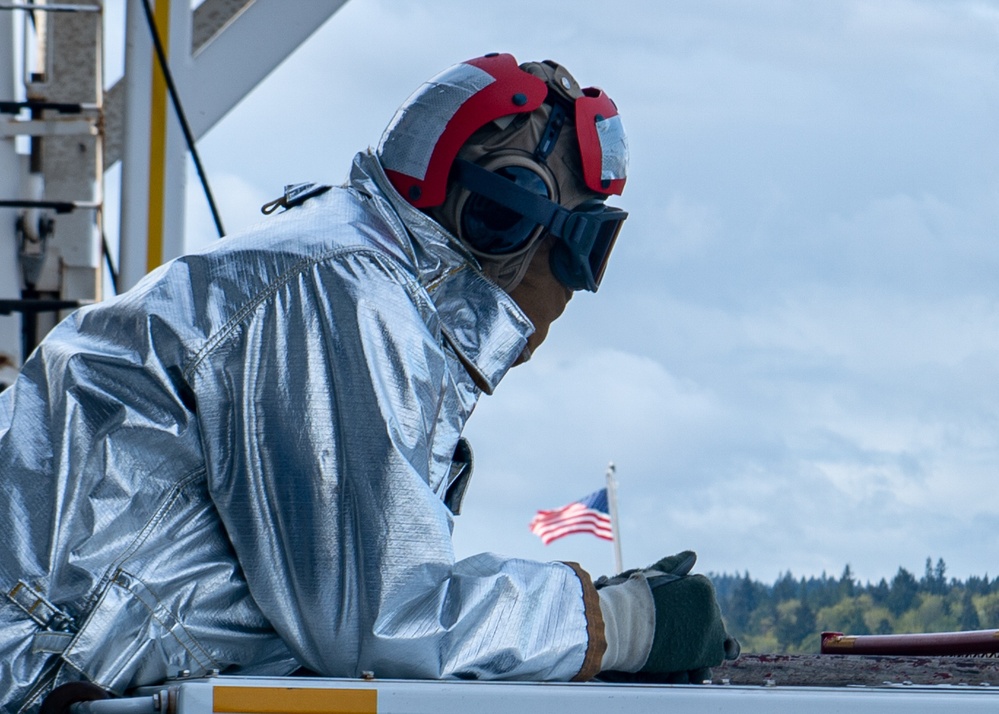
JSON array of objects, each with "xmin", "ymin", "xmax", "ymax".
[
  {"xmin": 101, "ymin": 232, "xmax": 120, "ymax": 294},
  {"xmin": 139, "ymin": 0, "xmax": 226, "ymax": 238}
]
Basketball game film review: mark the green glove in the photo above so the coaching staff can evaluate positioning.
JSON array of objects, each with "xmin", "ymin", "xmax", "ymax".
[
  {"xmin": 640, "ymin": 572, "xmax": 740, "ymax": 676},
  {"xmin": 595, "ymin": 550, "xmax": 697, "ymax": 589},
  {"xmin": 597, "ymin": 551, "xmax": 739, "ymax": 682}
]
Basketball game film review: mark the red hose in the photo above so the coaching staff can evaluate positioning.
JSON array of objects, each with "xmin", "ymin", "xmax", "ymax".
[{"xmin": 822, "ymin": 629, "xmax": 999, "ymax": 656}]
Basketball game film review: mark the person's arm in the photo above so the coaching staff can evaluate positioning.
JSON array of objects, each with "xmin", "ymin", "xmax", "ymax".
[{"xmin": 193, "ymin": 249, "xmax": 600, "ymax": 680}]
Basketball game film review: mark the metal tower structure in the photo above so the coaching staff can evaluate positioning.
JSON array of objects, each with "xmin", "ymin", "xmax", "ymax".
[{"xmin": 0, "ymin": 0, "xmax": 348, "ymax": 385}]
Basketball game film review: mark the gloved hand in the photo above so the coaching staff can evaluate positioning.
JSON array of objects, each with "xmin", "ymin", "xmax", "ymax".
[
  {"xmin": 597, "ymin": 551, "xmax": 739, "ymax": 683},
  {"xmin": 595, "ymin": 550, "xmax": 698, "ymax": 589}
]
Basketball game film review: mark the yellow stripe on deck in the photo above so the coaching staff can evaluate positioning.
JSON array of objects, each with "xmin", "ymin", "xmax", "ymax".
[{"xmin": 213, "ymin": 686, "xmax": 377, "ymax": 714}]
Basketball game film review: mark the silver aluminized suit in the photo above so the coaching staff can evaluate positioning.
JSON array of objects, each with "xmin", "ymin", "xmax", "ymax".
[{"xmin": 0, "ymin": 152, "xmax": 605, "ymax": 713}]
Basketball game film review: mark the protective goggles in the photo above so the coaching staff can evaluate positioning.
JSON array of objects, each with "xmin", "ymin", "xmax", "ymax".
[{"xmin": 454, "ymin": 159, "xmax": 627, "ymax": 292}]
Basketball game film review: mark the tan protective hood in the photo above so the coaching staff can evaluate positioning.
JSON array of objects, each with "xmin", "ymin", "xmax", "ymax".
[{"xmin": 428, "ymin": 60, "xmax": 602, "ymax": 291}]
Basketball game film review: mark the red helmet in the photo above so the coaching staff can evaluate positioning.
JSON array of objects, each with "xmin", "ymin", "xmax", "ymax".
[
  {"xmin": 378, "ymin": 52, "xmax": 627, "ymax": 208},
  {"xmin": 377, "ymin": 53, "xmax": 629, "ymax": 292}
]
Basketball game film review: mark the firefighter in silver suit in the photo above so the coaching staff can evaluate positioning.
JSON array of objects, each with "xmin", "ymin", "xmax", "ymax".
[{"xmin": 0, "ymin": 54, "xmax": 735, "ymax": 712}]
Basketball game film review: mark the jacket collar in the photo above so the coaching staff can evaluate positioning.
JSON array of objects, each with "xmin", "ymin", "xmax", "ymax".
[{"xmin": 348, "ymin": 151, "xmax": 533, "ymax": 394}]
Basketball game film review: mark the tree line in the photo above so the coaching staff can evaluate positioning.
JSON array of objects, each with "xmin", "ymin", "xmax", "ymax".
[{"xmin": 710, "ymin": 558, "xmax": 999, "ymax": 653}]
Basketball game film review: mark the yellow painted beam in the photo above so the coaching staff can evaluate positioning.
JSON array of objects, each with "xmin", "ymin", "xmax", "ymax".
[{"xmin": 145, "ymin": 0, "xmax": 170, "ymax": 273}]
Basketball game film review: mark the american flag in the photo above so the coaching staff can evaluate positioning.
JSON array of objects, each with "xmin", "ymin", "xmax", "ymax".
[{"xmin": 529, "ymin": 488, "xmax": 614, "ymax": 545}]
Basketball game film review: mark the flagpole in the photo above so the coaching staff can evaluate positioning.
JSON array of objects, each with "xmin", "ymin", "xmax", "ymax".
[{"xmin": 606, "ymin": 462, "xmax": 624, "ymax": 573}]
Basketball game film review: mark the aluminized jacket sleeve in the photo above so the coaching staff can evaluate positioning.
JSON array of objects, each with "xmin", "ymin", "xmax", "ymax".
[
  {"xmin": 0, "ymin": 152, "xmax": 603, "ymax": 712},
  {"xmin": 195, "ymin": 246, "xmax": 590, "ymax": 679}
]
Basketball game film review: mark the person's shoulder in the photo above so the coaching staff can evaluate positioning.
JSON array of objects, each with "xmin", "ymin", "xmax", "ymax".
[
  {"xmin": 175, "ymin": 186, "xmax": 420, "ymax": 319},
  {"xmin": 202, "ymin": 185, "xmax": 410, "ymax": 272}
]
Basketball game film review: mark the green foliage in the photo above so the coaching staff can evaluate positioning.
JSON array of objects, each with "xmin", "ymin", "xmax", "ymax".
[
  {"xmin": 978, "ymin": 593, "xmax": 999, "ymax": 628},
  {"xmin": 816, "ymin": 594, "xmax": 871, "ymax": 637},
  {"xmin": 710, "ymin": 558, "xmax": 999, "ymax": 654}
]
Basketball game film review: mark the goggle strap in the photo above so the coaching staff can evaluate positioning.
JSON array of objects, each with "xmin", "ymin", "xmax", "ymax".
[{"xmin": 453, "ymin": 160, "xmax": 570, "ymax": 238}]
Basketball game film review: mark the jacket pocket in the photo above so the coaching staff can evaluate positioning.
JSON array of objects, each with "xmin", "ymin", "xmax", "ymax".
[{"xmin": 60, "ymin": 568, "xmax": 218, "ymax": 695}]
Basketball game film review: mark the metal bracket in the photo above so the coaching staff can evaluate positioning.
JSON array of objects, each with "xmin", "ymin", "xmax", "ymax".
[
  {"xmin": 0, "ymin": 298, "xmax": 89, "ymax": 315},
  {"xmin": 0, "ymin": 199, "xmax": 99, "ymax": 213},
  {"xmin": 0, "ymin": 3, "xmax": 102, "ymax": 13},
  {"xmin": 0, "ymin": 100, "xmax": 100, "ymax": 114},
  {"xmin": 0, "ymin": 116, "xmax": 98, "ymax": 137},
  {"xmin": 0, "ymin": 100, "xmax": 101, "ymax": 137}
]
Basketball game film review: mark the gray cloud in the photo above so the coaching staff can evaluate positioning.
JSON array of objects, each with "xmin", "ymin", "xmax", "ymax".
[{"xmin": 147, "ymin": 0, "xmax": 999, "ymax": 583}]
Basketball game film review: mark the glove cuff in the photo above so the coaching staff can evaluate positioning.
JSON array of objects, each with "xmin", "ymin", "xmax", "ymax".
[
  {"xmin": 562, "ymin": 562, "xmax": 607, "ymax": 681},
  {"xmin": 597, "ymin": 573, "xmax": 655, "ymax": 672}
]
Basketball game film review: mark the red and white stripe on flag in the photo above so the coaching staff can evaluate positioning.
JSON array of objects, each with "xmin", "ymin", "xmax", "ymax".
[{"xmin": 529, "ymin": 491, "xmax": 613, "ymax": 545}]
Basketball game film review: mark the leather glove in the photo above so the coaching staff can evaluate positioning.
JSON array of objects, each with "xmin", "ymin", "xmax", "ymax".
[{"xmin": 597, "ymin": 551, "xmax": 740, "ymax": 683}]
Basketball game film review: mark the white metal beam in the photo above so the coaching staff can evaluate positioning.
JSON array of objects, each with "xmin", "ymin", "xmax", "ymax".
[
  {"xmin": 118, "ymin": 0, "xmax": 187, "ymax": 289},
  {"xmin": 116, "ymin": 0, "xmax": 348, "ymax": 290},
  {"xmin": 178, "ymin": 0, "xmax": 351, "ymax": 140},
  {"xmin": 120, "ymin": 675, "xmax": 999, "ymax": 714}
]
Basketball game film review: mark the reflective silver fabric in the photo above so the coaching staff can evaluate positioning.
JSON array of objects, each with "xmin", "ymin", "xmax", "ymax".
[
  {"xmin": 379, "ymin": 63, "xmax": 494, "ymax": 181},
  {"xmin": 596, "ymin": 115, "xmax": 629, "ymax": 182},
  {"xmin": 0, "ymin": 152, "xmax": 593, "ymax": 712}
]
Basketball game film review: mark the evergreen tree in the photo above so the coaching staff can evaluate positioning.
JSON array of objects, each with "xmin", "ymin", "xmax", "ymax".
[
  {"xmin": 935, "ymin": 558, "xmax": 947, "ymax": 587},
  {"xmin": 966, "ymin": 575, "xmax": 988, "ymax": 596},
  {"xmin": 796, "ymin": 595, "xmax": 817, "ymax": 643},
  {"xmin": 921, "ymin": 557, "xmax": 948, "ymax": 595},
  {"xmin": 839, "ymin": 564, "xmax": 856, "ymax": 598},
  {"xmin": 773, "ymin": 571, "xmax": 797, "ymax": 602},
  {"xmin": 960, "ymin": 590, "xmax": 981, "ymax": 631},
  {"xmin": 806, "ymin": 572, "xmax": 841, "ymax": 609},
  {"xmin": 870, "ymin": 577, "xmax": 890, "ymax": 605},
  {"xmin": 726, "ymin": 572, "xmax": 760, "ymax": 633},
  {"xmin": 886, "ymin": 567, "xmax": 918, "ymax": 617}
]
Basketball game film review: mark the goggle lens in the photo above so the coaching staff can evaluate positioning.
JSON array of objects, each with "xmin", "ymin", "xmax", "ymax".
[
  {"xmin": 550, "ymin": 204, "xmax": 627, "ymax": 291},
  {"xmin": 460, "ymin": 166, "xmax": 550, "ymax": 255}
]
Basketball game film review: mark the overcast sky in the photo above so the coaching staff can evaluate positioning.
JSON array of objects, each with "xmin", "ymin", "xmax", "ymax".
[{"xmin": 103, "ymin": 0, "xmax": 999, "ymax": 584}]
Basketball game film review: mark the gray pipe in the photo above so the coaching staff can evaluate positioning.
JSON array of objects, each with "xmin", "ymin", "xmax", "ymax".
[{"xmin": 70, "ymin": 696, "xmax": 158, "ymax": 714}]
